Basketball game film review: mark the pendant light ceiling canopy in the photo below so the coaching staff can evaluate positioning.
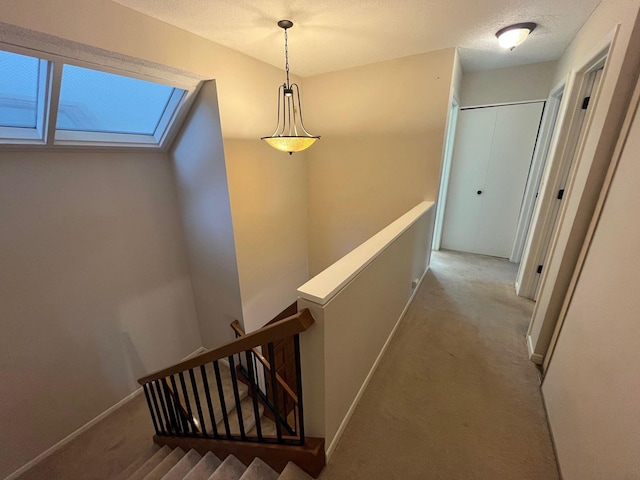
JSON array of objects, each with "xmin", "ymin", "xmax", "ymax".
[
  {"xmin": 496, "ymin": 22, "xmax": 537, "ymax": 50},
  {"xmin": 261, "ymin": 20, "xmax": 320, "ymax": 155}
]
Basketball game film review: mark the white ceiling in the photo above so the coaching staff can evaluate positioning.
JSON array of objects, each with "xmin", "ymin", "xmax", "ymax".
[{"xmin": 111, "ymin": 0, "xmax": 601, "ymax": 76}]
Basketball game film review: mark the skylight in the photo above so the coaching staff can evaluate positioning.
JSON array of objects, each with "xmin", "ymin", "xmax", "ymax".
[
  {"xmin": 55, "ymin": 65, "xmax": 185, "ymax": 145},
  {"xmin": 0, "ymin": 50, "xmax": 48, "ymax": 143},
  {"xmin": 0, "ymin": 50, "xmax": 41, "ymax": 128},
  {"xmin": 0, "ymin": 46, "xmax": 198, "ymax": 149}
]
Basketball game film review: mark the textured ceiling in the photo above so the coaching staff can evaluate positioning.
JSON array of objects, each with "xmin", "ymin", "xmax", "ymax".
[{"xmin": 111, "ymin": 0, "xmax": 601, "ymax": 76}]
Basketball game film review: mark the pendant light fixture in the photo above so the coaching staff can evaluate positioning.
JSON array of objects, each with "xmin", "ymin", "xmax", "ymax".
[
  {"xmin": 496, "ymin": 22, "xmax": 537, "ymax": 50},
  {"xmin": 261, "ymin": 20, "xmax": 320, "ymax": 155}
]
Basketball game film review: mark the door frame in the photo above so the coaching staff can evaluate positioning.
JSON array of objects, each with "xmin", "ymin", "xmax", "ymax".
[
  {"xmin": 543, "ymin": 67, "xmax": 640, "ymax": 372},
  {"xmin": 524, "ymin": 28, "xmax": 618, "ymax": 364},
  {"xmin": 433, "ymin": 96, "xmax": 459, "ymax": 250},
  {"xmin": 511, "ymin": 91, "xmax": 562, "ymax": 266},
  {"xmin": 515, "ymin": 82, "xmax": 567, "ymax": 294}
]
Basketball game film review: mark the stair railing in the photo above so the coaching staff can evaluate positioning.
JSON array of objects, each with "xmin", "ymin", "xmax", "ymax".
[
  {"xmin": 230, "ymin": 320, "xmax": 302, "ymax": 441},
  {"xmin": 138, "ymin": 309, "xmax": 314, "ymax": 446}
]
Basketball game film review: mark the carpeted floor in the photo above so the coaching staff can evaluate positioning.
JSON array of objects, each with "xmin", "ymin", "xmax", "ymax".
[
  {"xmin": 319, "ymin": 250, "xmax": 559, "ymax": 479},
  {"xmin": 14, "ymin": 391, "xmax": 155, "ymax": 480},
  {"xmin": 13, "ymin": 250, "xmax": 559, "ymax": 480}
]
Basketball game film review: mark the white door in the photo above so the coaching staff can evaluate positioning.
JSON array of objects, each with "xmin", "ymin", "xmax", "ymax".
[{"xmin": 442, "ymin": 102, "xmax": 544, "ymax": 258}]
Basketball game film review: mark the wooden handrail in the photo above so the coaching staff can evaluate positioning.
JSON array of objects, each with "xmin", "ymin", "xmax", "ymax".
[
  {"xmin": 138, "ymin": 309, "xmax": 314, "ymax": 385},
  {"xmin": 230, "ymin": 320, "xmax": 299, "ymax": 404}
]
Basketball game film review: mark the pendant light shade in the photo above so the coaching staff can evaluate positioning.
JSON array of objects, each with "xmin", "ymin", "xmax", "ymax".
[
  {"xmin": 496, "ymin": 22, "xmax": 537, "ymax": 50},
  {"xmin": 261, "ymin": 20, "xmax": 319, "ymax": 155}
]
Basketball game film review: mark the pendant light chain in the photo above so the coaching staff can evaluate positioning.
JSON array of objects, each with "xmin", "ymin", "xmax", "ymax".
[{"xmin": 284, "ymin": 27, "xmax": 291, "ymax": 88}]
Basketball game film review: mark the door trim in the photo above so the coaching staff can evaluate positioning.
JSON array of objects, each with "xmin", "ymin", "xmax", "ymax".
[
  {"xmin": 433, "ymin": 96, "xmax": 459, "ymax": 250},
  {"xmin": 525, "ymin": 26, "xmax": 621, "ymax": 365}
]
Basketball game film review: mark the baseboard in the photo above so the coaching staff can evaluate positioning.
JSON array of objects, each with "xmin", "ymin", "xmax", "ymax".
[
  {"xmin": 5, "ymin": 345, "xmax": 207, "ymax": 480},
  {"xmin": 325, "ymin": 265, "xmax": 430, "ymax": 460},
  {"xmin": 528, "ymin": 335, "xmax": 544, "ymax": 364},
  {"xmin": 185, "ymin": 346, "xmax": 208, "ymax": 358}
]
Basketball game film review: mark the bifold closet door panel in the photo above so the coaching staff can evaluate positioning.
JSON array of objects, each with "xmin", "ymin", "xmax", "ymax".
[
  {"xmin": 474, "ymin": 102, "xmax": 544, "ymax": 258},
  {"xmin": 441, "ymin": 107, "xmax": 497, "ymax": 254}
]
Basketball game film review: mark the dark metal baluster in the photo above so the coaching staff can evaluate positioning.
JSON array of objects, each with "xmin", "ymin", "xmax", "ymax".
[
  {"xmin": 148, "ymin": 381, "xmax": 166, "ymax": 434},
  {"xmin": 245, "ymin": 350, "xmax": 263, "ymax": 441},
  {"xmin": 162, "ymin": 379, "xmax": 178, "ymax": 433},
  {"xmin": 170, "ymin": 374, "xmax": 187, "ymax": 433},
  {"xmin": 189, "ymin": 368, "xmax": 208, "ymax": 437},
  {"xmin": 267, "ymin": 342, "xmax": 283, "ymax": 442},
  {"xmin": 213, "ymin": 361, "xmax": 232, "ymax": 438},
  {"xmin": 228, "ymin": 355, "xmax": 246, "ymax": 440},
  {"xmin": 149, "ymin": 386, "xmax": 164, "ymax": 434},
  {"xmin": 154, "ymin": 380, "xmax": 171, "ymax": 435},
  {"xmin": 200, "ymin": 364, "xmax": 219, "ymax": 438},
  {"xmin": 294, "ymin": 334, "xmax": 305, "ymax": 444},
  {"xmin": 143, "ymin": 384, "xmax": 160, "ymax": 435},
  {"xmin": 178, "ymin": 371, "xmax": 197, "ymax": 434}
]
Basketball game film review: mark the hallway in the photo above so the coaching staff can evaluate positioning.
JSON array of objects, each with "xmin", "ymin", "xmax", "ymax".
[{"xmin": 320, "ymin": 250, "xmax": 559, "ymax": 479}]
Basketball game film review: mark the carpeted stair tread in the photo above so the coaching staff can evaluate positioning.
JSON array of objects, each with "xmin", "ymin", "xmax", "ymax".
[
  {"xmin": 160, "ymin": 449, "xmax": 201, "ymax": 480},
  {"xmin": 142, "ymin": 447, "xmax": 185, "ymax": 480},
  {"xmin": 174, "ymin": 363, "xmax": 248, "ymax": 435},
  {"xmin": 277, "ymin": 462, "xmax": 314, "ymax": 480},
  {"xmin": 238, "ymin": 458, "xmax": 278, "ymax": 480},
  {"xmin": 183, "ymin": 452, "xmax": 222, "ymax": 480},
  {"xmin": 206, "ymin": 455, "xmax": 246, "ymax": 480},
  {"xmin": 126, "ymin": 445, "xmax": 172, "ymax": 480},
  {"xmin": 247, "ymin": 414, "xmax": 276, "ymax": 437},
  {"xmin": 112, "ymin": 444, "xmax": 160, "ymax": 480},
  {"xmin": 216, "ymin": 396, "xmax": 263, "ymax": 437}
]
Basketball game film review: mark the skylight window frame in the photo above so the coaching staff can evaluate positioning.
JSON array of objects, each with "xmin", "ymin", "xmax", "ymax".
[
  {"xmin": 0, "ymin": 56, "xmax": 51, "ymax": 145},
  {"xmin": 0, "ymin": 40, "xmax": 202, "ymax": 152}
]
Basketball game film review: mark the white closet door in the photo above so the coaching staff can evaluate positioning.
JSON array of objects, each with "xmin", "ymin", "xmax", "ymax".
[
  {"xmin": 441, "ymin": 107, "xmax": 497, "ymax": 254},
  {"xmin": 442, "ymin": 102, "xmax": 544, "ymax": 258},
  {"xmin": 475, "ymin": 102, "xmax": 544, "ymax": 257}
]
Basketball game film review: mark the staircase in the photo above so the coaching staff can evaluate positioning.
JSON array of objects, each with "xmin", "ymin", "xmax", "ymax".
[
  {"xmin": 114, "ymin": 445, "xmax": 312, "ymax": 480},
  {"xmin": 135, "ymin": 309, "xmax": 324, "ymax": 479}
]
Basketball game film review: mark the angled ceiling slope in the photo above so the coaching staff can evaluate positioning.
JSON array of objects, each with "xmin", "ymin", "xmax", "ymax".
[{"xmin": 112, "ymin": 0, "xmax": 601, "ymax": 75}]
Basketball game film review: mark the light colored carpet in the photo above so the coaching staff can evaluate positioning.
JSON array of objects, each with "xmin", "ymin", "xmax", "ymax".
[
  {"xmin": 319, "ymin": 250, "xmax": 559, "ymax": 479},
  {"xmin": 14, "ymin": 391, "xmax": 156, "ymax": 480}
]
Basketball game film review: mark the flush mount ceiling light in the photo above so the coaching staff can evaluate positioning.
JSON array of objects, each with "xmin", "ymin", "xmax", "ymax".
[
  {"xmin": 496, "ymin": 22, "xmax": 537, "ymax": 50},
  {"xmin": 261, "ymin": 20, "xmax": 320, "ymax": 155}
]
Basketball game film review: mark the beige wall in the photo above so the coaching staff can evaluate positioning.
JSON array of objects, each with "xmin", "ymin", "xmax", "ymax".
[
  {"xmin": 171, "ymin": 81, "xmax": 244, "ymax": 348},
  {"xmin": 0, "ymin": 150, "xmax": 201, "ymax": 478},
  {"xmin": 0, "ymin": 0, "xmax": 311, "ymax": 329},
  {"xmin": 0, "ymin": 1, "xmax": 312, "ymax": 473},
  {"xmin": 304, "ymin": 49, "xmax": 455, "ymax": 274},
  {"xmin": 225, "ymin": 140, "xmax": 309, "ymax": 333},
  {"xmin": 460, "ymin": 61, "xmax": 557, "ymax": 107},
  {"xmin": 542, "ymin": 79, "xmax": 640, "ymax": 479}
]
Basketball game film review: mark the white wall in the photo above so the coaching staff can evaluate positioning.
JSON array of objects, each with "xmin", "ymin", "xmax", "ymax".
[
  {"xmin": 298, "ymin": 203, "xmax": 435, "ymax": 457},
  {"xmin": 0, "ymin": 150, "xmax": 201, "ymax": 478},
  {"xmin": 542, "ymin": 79, "xmax": 640, "ymax": 480},
  {"xmin": 460, "ymin": 61, "xmax": 557, "ymax": 107},
  {"xmin": 171, "ymin": 81, "xmax": 244, "ymax": 348}
]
